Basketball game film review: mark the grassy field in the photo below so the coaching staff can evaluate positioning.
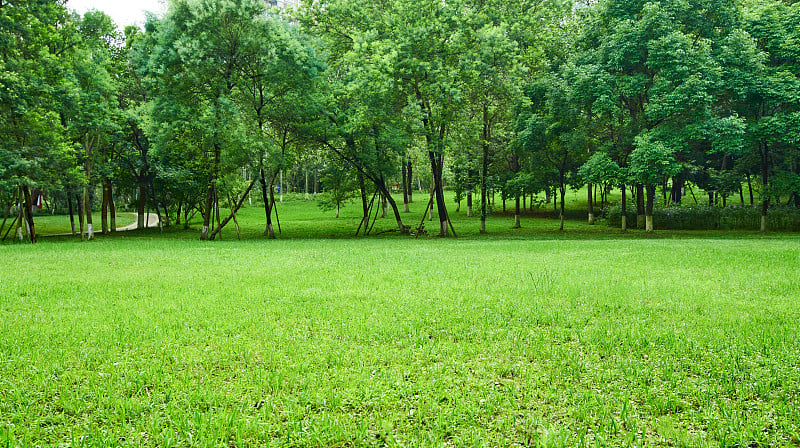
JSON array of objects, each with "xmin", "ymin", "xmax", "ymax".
[
  {"xmin": 2, "ymin": 194, "xmax": 800, "ymax": 447},
  {"xmin": 8, "ymin": 212, "xmax": 138, "ymax": 237}
]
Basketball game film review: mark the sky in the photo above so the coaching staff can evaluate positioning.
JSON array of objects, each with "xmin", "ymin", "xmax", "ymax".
[{"xmin": 65, "ymin": 0, "xmax": 167, "ymax": 28}]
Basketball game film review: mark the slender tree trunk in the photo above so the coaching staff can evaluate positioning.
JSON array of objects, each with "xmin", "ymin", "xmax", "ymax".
[
  {"xmin": 201, "ymin": 143, "xmax": 221, "ymax": 240},
  {"xmin": 559, "ymin": 184, "xmax": 566, "ymax": 231},
  {"xmin": 480, "ymin": 143, "xmax": 488, "ymax": 234},
  {"xmin": 304, "ymin": 167, "xmax": 309, "ymax": 200},
  {"xmin": 16, "ymin": 190, "xmax": 24, "ymax": 241},
  {"xmin": 406, "ymin": 158, "xmax": 413, "ymax": 203},
  {"xmin": 101, "ymin": 178, "xmax": 109, "ymax": 234},
  {"xmin": 760, "ymin": 141, "xmax": 769, "ymax": 232},
  {"xmin": 108, "ymin": 181, "xmax": 116, "ymax": 233},
  {"xmin": 209, "ymin": 178, "xmax": 257, "ymax": 240},
  {"xmin": 466, "ymin": 191, "xmax": 473, "ymax": 217},
  {"xmin": 21, "ymin": 186, "xmax": 36, "ymax": 242},
  {"xmin": 636, "ymin": 184, "xmax": 645, "ymax": 229},
  {"xmin": 514, "ymin": 195, "xmax": 521, "ymax": 228},
  {"xmin": 645, "ymin": 184, "xmax": 655, "ymax": 233},
  {"xmin": 77, "ymin": 191, "xmax": 85, "ymax": 241},
  {"xmin": 84, "ymin": 185, "xmax": 93, "ymax": 240},
  {"xmin": 746, "ymin": 173, "xmax": 754, "ymax": 206},
  {"xmin": 0, "ymin": 204, "xmax": 10, "ymax": 238},
  {"xmin": 429, "ymin": 150, "xmax": 449, "ymax": 236},
  {"xmin": 260, "ymin": 168, "xmax": 275, "ymax": 238},
  {"xmin": 402, "ymin": 161, "xmax": 410, "ymax": 213},
  {"xmin": 358, "ymin": 172, "xmax": 368, "ymax": 222},
  {"xmin": 621, "ymin": 183, "xmax": 627, "ymax": 231},
  {"xmin": 587, "ymin": 182, "xmax": 595, "ymax": 224},
  {"xmin": 137, "ymin": 183, "xmax": 147, "ymax": 230},
  {"xmin": 671, "ymin": 173, "xmax": 684, "ymax": 204},
  {"xmin": 68, "ymin": 192, "xmax": 76, "ymax": 235}
]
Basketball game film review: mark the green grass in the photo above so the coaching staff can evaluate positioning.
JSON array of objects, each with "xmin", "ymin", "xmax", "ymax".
[
  {"xmin": 2, "ymin": 233, "xmax": 800, "ymax": 446},
  {"xmin": 3, "ymin": 193, "xmax": 800, "ymax": 446},
  {"xmin": 12, "ymin": 212, "xmax": 138, "ymax": 237}
]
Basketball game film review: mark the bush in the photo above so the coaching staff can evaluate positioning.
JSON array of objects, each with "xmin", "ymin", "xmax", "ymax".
[{"xmin": 606, "ymin": 204, "xmax": 800, "ymax": 231}]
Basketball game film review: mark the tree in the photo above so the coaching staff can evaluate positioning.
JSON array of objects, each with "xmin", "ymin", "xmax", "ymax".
[
  {"xmin": 147, "ymin": 0, "xmax": 267, "ymax": 240},
  {"xmin": 0, "ymin": 0, "xmax": 78, "ymax": 242}
]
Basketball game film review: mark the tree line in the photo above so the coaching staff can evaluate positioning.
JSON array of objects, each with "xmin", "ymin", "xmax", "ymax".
[{"xmin": 2, "ymin": 0, "xmax": 798, "ymax": 242}]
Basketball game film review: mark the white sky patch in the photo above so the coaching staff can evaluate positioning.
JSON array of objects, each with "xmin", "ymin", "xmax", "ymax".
[{"xmin": 66, "ymin": 0, "xmax": 167, "ymax": 28}]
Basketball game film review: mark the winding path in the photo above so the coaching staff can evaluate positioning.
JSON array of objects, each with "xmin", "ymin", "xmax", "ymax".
[
  {"xmin": 118, "ymin": 213, "xmax": 160, "ymax": 231},
  {"xmin": 39, "ymin": 213, "xmax": 160, "ymax": 238}
]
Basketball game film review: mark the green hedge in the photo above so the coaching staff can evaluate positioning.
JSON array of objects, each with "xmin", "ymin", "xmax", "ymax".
[{"xmin": 606, "ymin": 204, "xmax": 800, "ymax": 231}]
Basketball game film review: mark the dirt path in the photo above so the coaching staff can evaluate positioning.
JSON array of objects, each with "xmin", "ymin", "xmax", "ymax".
[
  {"xmin": 118, "ymin": 213, "xmax": 160, "ymax": 231},
  {"xmin": 39, "ymin": 213, "xmax": 160, "ymax": 238}
]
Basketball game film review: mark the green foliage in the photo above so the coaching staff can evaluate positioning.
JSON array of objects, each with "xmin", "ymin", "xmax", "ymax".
[
  {"xmin": 629, "ymin": 133, "xmax": 682, "ymax": 186},
  {"xmin": 578, "ymin": 152, "xmax": 620, "ymax": 186},
  {"xmin": 607, "ymin": 203, "xmax": 800, "ymax": 231}
]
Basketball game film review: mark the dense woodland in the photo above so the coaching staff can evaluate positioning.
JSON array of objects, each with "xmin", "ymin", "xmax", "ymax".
[{"xmin": 2, "ymin": 0, "xmax": 799, "ymax": 242}]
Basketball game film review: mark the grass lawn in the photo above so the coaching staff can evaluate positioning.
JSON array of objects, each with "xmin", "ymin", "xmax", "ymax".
[
  {"xmin": 2, "ymin": 229, "xmax": 800, "ymax": 446},
  {"xmin": 15, "ymin": 212, "xmax": 138, "ymax": 237},
  {"xmin": 3, "ymin": 192, "xmax": 800, "ymax": 446}
]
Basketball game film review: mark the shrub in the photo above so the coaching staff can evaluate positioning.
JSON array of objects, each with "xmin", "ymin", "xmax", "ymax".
[{"xmin": 606, "ymin": 204, "xmax": 800, "ymax": 231}]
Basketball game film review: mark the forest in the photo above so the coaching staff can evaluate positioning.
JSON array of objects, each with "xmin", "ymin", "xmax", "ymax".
[{"xmin": 2, "ymin": 0, "xmax": 799, "ymax": 242}]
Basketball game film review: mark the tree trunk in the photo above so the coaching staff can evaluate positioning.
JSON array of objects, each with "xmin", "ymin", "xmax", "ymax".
[
  {"xmin": 760, "ymin": 141, "xmax": 769, "ymax": 232},
  {"xmin": 304, "ymin": 167, "xmax": 309, "ymax": 200},
  {"xmin": 406, "ymin": 158, "xmax": 413, "ymax": 203},
  {"xmin": 402, "ymin": 161, "xmax": 410, "ymax": 213},
  {"xmin": 77, "ymin": 191, "xmax": 85, "ymax": 241},
  {"xmin": 636, "ymin": 184, "xmax": 645, "ymax": 229},
  {"xmin": 746, "ymin": 173, "xmax": 754, "ymax": 206},
  {"xmin": 108, "ymin": 181, "xmax": 116, "ymax": 232},
  {"xmin": 201, "ymin": 143, "xmax": 221, "ymax": 240},
  {"xmin": 21, "ymin": 186, "xmax": 36, "ymax": 242},
  {"xmin": 101, "ymin": 178, "xmax": 109, "ymax": 234},
  {"xmin": 68, "ymin": 192, "xmax": 76, "ymax": 235},
  {"xmin": 587, "ymin": 182, "xmax": 595, "ymax": 224},
  {"xmin": 466, "ymin": 191, "xmax": 472, "ymax": 217},
  {"xmin": 84, "ymin": 185, "xmax": 93, "ymax": 240},
  {"xmin": 209, "ymin": 178, "xmax": 257, "ymax": 240},
  {"xmin": 621, "ymin": 183, "xmax": 627, "ymax": 231},
  {"xmin": 429, "ymin": 150, "xmax": 449, "ymax": 236},
  {"xmin": 514, "ymin": 195, "xmax": 521, "ymax": 228},
  {"xmin": 260, "ymin": 168, "xmax": 275, "ymax": 238},
  {"xmin": 559, "ymin": 184, "xmax": 566, "ymax": 231},
  {"xmin": 16, "ymin": 190, "xmax": 24, "ymax": 241},
  {"xmin": 645, "ymin": 184, "xmax": 655, "ymax": 233},
  {"xmin": 137, "ymin": 183, "xmax": 147, "ymax": 230},
  {"xmin": 671, "ymin": 173, "xmax": 684, "ymax": 204},
  {"xmin": 480, "ymin": 144, "xmax": 488, "ymax": 234},
  {"xmin": 0, "ymin": 204, "xmax": 10, "ymax": 238}
]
